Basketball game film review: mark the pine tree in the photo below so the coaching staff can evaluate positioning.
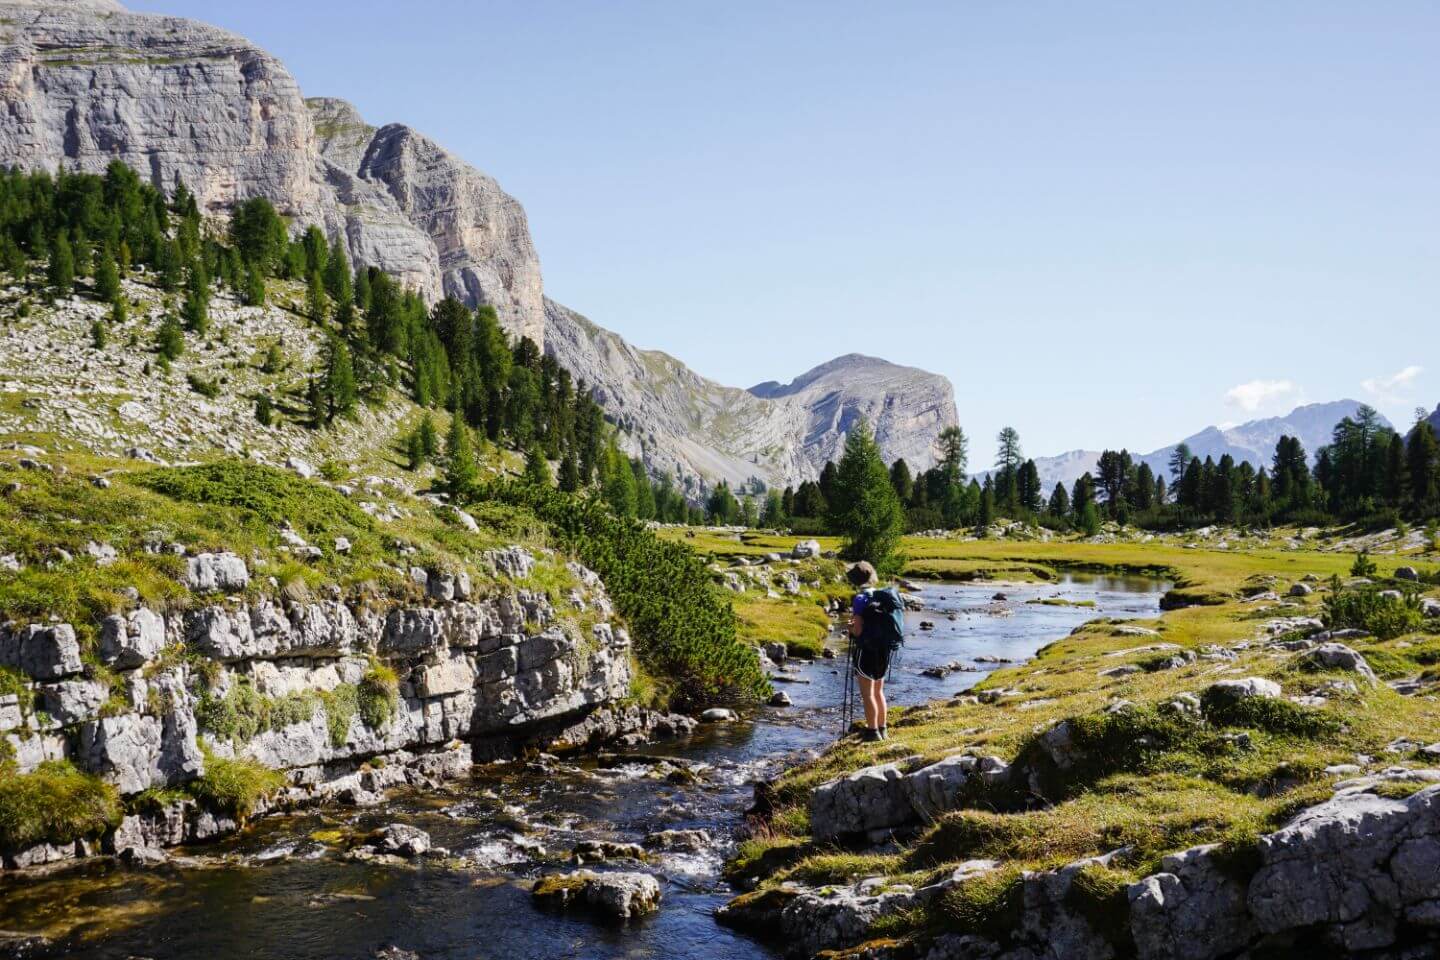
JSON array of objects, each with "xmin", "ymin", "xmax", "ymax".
[
  {"xmin": 523, "ymin": 445, "xmax": 552, "ymax": 486},
  {"xmin": 1047, "ymin": 482, "xmax": 1070, "ymax": 519},
  {"xmin": 405, "ymin": 429, "xmax": 426, "ymax": 471},
  {"xmin": 444, "ymin": 416, "xmax": 477, "ymax": 493},
  {"xmin": 324, "ymin": 235, "xmax": 353, "ymax": 306},
  {"xmin": 47, "ymin": 232, "xmax": 74, "ymax": 296},
  {"xmin": 603, "ymin": 444, "xmax": 638, "ymax": 517},
  {"xmin": 975, "ymin": 483, "xmax": 995, "ymax": 536},
  {"xmin": 110, "ymin": 297, "xmax": 127, "ymax": 326},
  {"xmin": 828, "ymin": 419, "xmax": 904, "ymax": 565},
  {"xmin": 94, "ymin": 245, "xmax": 120, "ymax": 302},
  {"xmin": 558, "ymin": 452, "xmax": 581, "ymax": 492},
  {"xmin": 155, "ymin": 315, "xmax": 184, "ymax": 361},
  {"xmin": 418, "ymin": 414, "xmax": 438, "ymax": 459},
  {"xmin": 255, "ymin": 395, "xmax": 273, "ymax": 426},
  {"xmin": 631, "ymin": 458, "xmax": 655, "ymax": 519},
  {"xmin": 324, "ymin": 339, "xmax": 357, "ymax": 420},
  {"xmin": 935, "ymin": 426, "xmax": 969, "ymax": 483},
  {"xmin": 889, "ymin": 458, "xmax": 913, "ymax": 502},
  {"xmin": 262, "ymin": 342, "xmax": 285, "ymax": 374},
  {"xmin": 181, "ymin": 259, "xmax": 210, "ymax": 335},
  {"xmin": 1169, "ymin": 443, "xmax": 1192, "ymax": 492},
  {"xmin": 307, "ymin": 269, "xmax": 328, "ymax": 323},
  {"xmin": 1406, "ymin": 423, "xmax": 1439, "ymax": 510},
  {"xmin": 244, "ymin": 261, "xmax": 266, "ymax": 306},
  {"xmin": 89, "ymin": 319, "xmax": 107, "ymax": 349},
  {"xmin": 305, "ymin": 377, "xmax": 327, "ymax": 429}
]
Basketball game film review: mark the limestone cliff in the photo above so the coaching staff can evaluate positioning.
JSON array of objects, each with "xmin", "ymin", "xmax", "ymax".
[
  {"xmin": 0, "ymin": 0, "xmax": 545, "ymax": 343},
  {"xmin": 0, "ymin": 0, "xmax": 958, "ymax": 491}
]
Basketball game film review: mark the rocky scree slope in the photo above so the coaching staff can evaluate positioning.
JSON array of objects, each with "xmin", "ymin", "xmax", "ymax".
[
  {"xmin": 0, "ymin": 0, "xmax": 958, "ymax": 493},
  {"xmin": 0, "ymin": 0, "xmax": 544, "ymax": 343},
  {"xmin": 546, "ymin": 301, "xmax": 959, "ymax": 492}
]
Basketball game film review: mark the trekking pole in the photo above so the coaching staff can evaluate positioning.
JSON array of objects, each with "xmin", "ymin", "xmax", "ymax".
[{"xmin": 839, "ymin": 630, "xmax": 855, "ymax": 737}]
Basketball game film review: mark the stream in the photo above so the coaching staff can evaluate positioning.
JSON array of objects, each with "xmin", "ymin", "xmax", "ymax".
[{"xmin": 0, "ymin": 574, "xmax": 1168, "ymax": 959}]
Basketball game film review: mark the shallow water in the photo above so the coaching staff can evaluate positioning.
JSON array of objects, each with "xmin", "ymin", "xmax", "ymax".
[{"xmin": 0, "ymin": 574, "xmax": 1167, "ymax": 960}]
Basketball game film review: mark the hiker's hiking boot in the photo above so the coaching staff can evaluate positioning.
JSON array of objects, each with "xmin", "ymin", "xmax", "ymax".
[
  {"xmin": 879, "ymin": 726, "xmax": 888, "ymax": 740},
  {"xmin": 862, "ymin": 728, "xmax": 882, "ymax": 742}
]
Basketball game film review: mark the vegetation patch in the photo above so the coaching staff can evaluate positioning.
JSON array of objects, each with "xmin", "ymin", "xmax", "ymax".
[
  {"xmin": 357, "ymin": 661, "xmax": 399, "ymax": 730},
  {"xmin": 0, "ymin": 760, "xmax": 121, "ymax": 851},
  {"xmin": 188, "ymin": 754, "xmax": 285, "ymax": 820}
]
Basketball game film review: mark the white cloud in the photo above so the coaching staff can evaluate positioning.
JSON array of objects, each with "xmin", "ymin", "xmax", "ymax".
[
  {"xmin": 1224, "ymin": 379, "xmax": 1298, "ymax": 414},
  {"xmin": 1361, "ymin": 365, "xmax": 1424, "ymax": 403}
]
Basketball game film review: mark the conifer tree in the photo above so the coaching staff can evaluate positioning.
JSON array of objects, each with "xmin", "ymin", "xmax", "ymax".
[
  {"xmin": 828, "ymin": 419, "xmax": 904, "ymax": 565},
  {"xmin": 324, "ymin": 339, "xmax": 357, "ymax": 420},
  {"xmin": 181, "ymin": 259, "xmax": 209, "ymax": 335},
  {"xmin": 94, "ymin": 245, "xmax": 120, "ymax": 302},
  {"xmin": 244, "ymin": 261, "xmax": 266, "ymax": 306},
  {"xmin": 255, "ymin": 395, "xmax": 273, "ymax": 426},
  {"xmin": 418, "ymin": 414, "xmax": 438, "ymax": 459},
  {"xmin": 110, "ymin": 297, "xmax": 127, "ymax": 326},
  {"xmin": 631, "ymin": 458, "xmax": 656, "ymax": 519},
  {"xmin": 90, "ymin": 319, "xmax": 107, "ymax": 349},
  {"xmin": 47, "ymin": 231, "xmax": 74, "ymax": 296},
  {"xmin": 307, "ymin": 269, "xmax": 328, "ymax": 323},
  {"xmin": 523, "ymin": 445, "xmax": 552, "ymax": 486},
  {"xmin": 444, "ymin": 416, "xmax": 477, "ymax": 493},
  {"xmin": 558, "ymin": 452, "xmax": 581, "ymax": 493},
  {"xmin": 155, "ymin": 314, "xmax": 184, "ymax": 361}
]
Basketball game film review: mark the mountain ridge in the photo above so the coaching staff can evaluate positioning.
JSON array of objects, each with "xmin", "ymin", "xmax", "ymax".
[{"xmin": 0, "ymin": 0, "xmax": 959, "ymax": 492}]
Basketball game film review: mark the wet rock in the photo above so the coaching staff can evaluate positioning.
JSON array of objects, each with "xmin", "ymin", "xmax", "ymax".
[
  {"xmin": 700, "ymin": 708, "xmax": 737, "ymax": 723},
  {"xmin": 184, "ymin": 552, "xmax": 250, "ymax": 593},
  {"xmin": 531, "ymin": 869, "xmax": 662, "ymax": 920},
  {"xmin": 763, "ymin": 641, "xmax": 788, "ymax": 664},
  {"xmin": 572, "ymin": 839, "xmax": 645, "ymax": 864},
  {"xmin": 644, "ymin": 829, "xmax": 710, "ymax": 853},
  {"xmin": 370, "ymin": 824, "xmax": 431, "ymax": 857}
]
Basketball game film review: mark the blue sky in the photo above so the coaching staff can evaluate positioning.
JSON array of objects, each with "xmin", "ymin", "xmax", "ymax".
[{"xmin": 145, "ymin": 1, "xmax": 1439, "ymax": 465}]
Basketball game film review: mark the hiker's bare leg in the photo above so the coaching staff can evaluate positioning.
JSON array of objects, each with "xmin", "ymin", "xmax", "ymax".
[
  {"xmin": 874, "ymin": 679, "xmax": 887, "ymax": 730},
  {"xmin": 858, "ymin": 675, "xmax": 878, "ymax": 729}
]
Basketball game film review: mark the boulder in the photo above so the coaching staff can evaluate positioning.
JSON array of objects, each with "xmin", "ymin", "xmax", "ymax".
[
  {"xmin": 40, "ymin": 679, "xmax": 108, "ymax": 726},
  {"xmin": 184, "ymin": 552, "xmax": 250, "ymax": 593},
  {"xmin": 1296, "ymin": 643, "xmax": 1378, "ymax": 685},
  {"xmin": 99, "ymin": 608, "xmax": 166, "ymax": 669},
  {"xmin": 768, "ymin": 691, "xmax": 792, "ymax": 707},
  {"xmin": 700, "ymin": 708, "xmax": 737, "ymax": 723},
  {"xmin": 904, "ymin": 754, "xmax": 1009, "ymax": 820},
  {"xmin": 791, "ymin": 539, "xmax": 822, "ymax": 560},
  {"xmin": 762, "ymin": 641, "xmax": 788, "ymax": 664},
  {"xmin": 1395, "ymin": 566, "xmax": 1420, "ymax": 582},
  {"xmin": 532, "ymin": 870, "xmax": 662, "ymax": 920},
  {"xmin": 572, "ymin": 839, "xmax": 645, "ymax": 864},
  {"xmin": 1288, "ymin": 583, "xmax": 1313, "ymax": 597},
  {"xmin": 810, "ymin": 762, "xmax": 915, "ymax": 839},
  {"xmin": 643, "ymin": 829, "xmax": 710, "ymax": 853},
  {"xmin": 1203, "ymin": 677, "xmax": 1282, "ymax": 705},
  {"xmin": 370, "ymin": 824, "xmax": 431, "ymax": 857}
]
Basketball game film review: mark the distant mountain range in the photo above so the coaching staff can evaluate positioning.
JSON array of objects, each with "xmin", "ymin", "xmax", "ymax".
[{"xmin": 1009, "ymin": 400, "xmax": 1395, "ymax": 492}]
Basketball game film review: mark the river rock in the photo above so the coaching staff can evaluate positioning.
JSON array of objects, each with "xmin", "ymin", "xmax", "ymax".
[
  {"xmin": 531, "ymin": 870, "xmax": 662, "ymax": 920},
  {"xmin": 644, "ymin": 829, "xmax": 711, "ymax": 853},
  {"xmin": 184, "ymin": 552, "xmax": 250, "ymax": 593},
  {"xmin": 700, "ymin": 708, "xmax": 737, "ymax": 723},
  {"xmin": 370, "ymin": 824, "xmax": 431, "ymax": 857},
  {"xmin": 572, "ymin": 840, "xmax": 645, "ymax": 864},
  {"xmin": 791, "ymin": 540, "xmax": 822, "ymax": 560}
]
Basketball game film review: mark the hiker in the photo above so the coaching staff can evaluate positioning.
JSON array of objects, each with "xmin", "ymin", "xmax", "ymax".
[{"xmin": 846, "ymin": 561, "xmax": 905, "ymax": 741}]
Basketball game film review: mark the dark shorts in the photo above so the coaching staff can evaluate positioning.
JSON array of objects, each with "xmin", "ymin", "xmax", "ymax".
[{"xmin": 852, "ymin": 643, "xmax": 891, "ymax": 681}]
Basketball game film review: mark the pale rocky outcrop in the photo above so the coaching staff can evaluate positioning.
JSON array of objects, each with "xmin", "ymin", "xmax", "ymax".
[
  {"xmin": 532, "ymin": 870, "xmax": 663, "ymax": 921},
  {"xmin": 0, "ymin": 1, "xmax": 544, "ymax": 343}
]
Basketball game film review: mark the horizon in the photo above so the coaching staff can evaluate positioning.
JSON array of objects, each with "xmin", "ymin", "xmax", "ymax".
[{"xmin": 137, "ymin": 1, "xmax": 1439, "ymax": 466}]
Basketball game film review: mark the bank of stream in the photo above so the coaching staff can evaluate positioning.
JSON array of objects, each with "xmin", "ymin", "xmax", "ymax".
[{"xmin": 0, "ymin": 574, "xmax": 1168, "ymax": 959}]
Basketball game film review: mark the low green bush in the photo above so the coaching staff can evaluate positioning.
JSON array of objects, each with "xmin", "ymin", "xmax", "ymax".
[
  {"xmin": 1322, "ymin": 587, "xmax": 1423, "ymax": 640},
  {"xmin": 358, "ymin": 661, "xmax": 398, "ymax": 730},
  {"xmin": 189, "ymin": 754, "xmax": 285, "ymax": 820},
  {"xmin": 475, "ymin": 481, "xmax": 768, "ymax": 705},
  {"xmin": 0, "ymin": 760, "xmax": 121, "ymax": 850},
  {"xmin": 1200, "ymin": 688, "xmax": 1341, "ymax": 739}
]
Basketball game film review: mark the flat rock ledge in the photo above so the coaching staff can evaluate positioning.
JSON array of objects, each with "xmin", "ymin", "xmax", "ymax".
[{"xmin": 741, "ymin": 773, "xmax": 1440, "ymax": 959}]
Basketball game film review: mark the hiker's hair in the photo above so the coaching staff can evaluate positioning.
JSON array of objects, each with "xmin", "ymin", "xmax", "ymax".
[{"xmin": 846, "ymin": 562, "xmax": 877, "ymax": 587}]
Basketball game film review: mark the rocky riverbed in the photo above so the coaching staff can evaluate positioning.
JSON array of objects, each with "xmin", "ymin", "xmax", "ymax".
[{"xmin": 0, "ymin": 575, "xmax": 1168, "ymax": 959}]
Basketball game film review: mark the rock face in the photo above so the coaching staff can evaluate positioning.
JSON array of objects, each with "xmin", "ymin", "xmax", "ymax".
[
  {"xmin": 546, "ymin": 301, "xmax": 959, "ymax": 490},
  {"xmin": 2, "ymin": 548, "xmax": 643, "ymax": 868},
  {"xmin": 0, "ymin": 1, "xmax": 543, "ymax": 343}
]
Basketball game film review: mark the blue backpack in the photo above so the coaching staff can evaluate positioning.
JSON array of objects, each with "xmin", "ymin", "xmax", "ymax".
[{"xmin": 858, "ymin": 586, "xmax": 906, "ymax": 653}]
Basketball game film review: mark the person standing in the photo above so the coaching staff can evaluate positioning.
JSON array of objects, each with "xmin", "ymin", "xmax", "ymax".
[{"xmin": 846, "ymin": 561, "xmax": 905, "ymax": 741}]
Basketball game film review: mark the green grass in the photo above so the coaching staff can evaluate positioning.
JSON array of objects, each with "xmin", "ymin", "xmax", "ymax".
[
  {"xmin": 188, "ymin": 754, "xmax": 285, "ymax": 820},
  {"xmin": 722, "ymin": 531, "xmax": 1440, "ymax": 949},
  {"xmin": 0, "ymin": 760, "xmax": 121, "ymax": 851}
]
